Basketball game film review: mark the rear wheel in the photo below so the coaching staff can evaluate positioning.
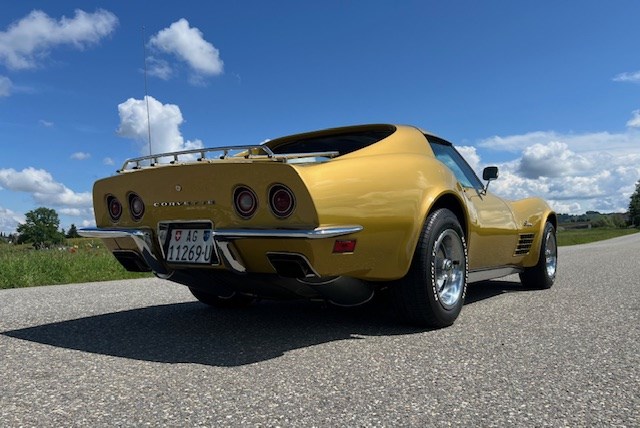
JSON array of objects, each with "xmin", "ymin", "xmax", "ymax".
[
  {"xmin": 188, "ymin": 287, "xmax": 254, "ymax": 308},
  {"xmin": 519, "ymin": 222, "xmax": 557, "ymax": 289},
  {"xmin": 392, "ymin": 208, "xmax": 468, "ymax": 328}
]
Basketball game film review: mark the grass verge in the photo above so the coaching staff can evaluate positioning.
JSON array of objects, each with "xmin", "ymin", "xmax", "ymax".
[
  {"xmin": 0, "ymin": 239, "xmax": 151, "ymax": 290},
  {"xmin": 556, "ymin": 227, "xmax": 639, "ymax": 246}
]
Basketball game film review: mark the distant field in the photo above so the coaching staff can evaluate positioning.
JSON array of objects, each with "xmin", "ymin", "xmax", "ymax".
[
  {"xmin": 556, "ymin": 227, "xmax": 639, "ymax": 246},
  {"xmin": 0, "ymin": 238, "xmax": 151, "ymax": 290},
  {"xmin": 1, "ymin": 229, "xmax": 638, "ymax": 289}
]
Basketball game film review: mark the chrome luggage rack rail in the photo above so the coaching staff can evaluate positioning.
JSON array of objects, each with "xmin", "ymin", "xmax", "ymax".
[{"xmin": 118, "ymin": 145, "xmax": 340, "ymax": 172}]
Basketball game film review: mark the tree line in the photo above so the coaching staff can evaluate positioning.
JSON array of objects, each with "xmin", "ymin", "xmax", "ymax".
[
  {"xmin": 630, "ymin": 180, "xmax": 640, "ymax": 227},
  {"xmin": 1, "ymin": 207, "xmax": 80, "ymax": 248}
]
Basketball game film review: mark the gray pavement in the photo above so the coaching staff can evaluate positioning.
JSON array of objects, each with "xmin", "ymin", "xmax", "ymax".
[{"xmin": 1, "ymin": 234, "xmax": 639, "ymax": 427}]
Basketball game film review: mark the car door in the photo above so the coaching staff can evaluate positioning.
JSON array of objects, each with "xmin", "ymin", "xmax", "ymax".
[{"xmin": 428, "ymin": 138, "xmax": 519, "ymax": 270}]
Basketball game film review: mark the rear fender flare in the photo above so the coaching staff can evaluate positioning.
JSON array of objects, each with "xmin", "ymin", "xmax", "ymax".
[{"xmin": 402, "ymin": 190, "xmax": 468, "ymax": 275}]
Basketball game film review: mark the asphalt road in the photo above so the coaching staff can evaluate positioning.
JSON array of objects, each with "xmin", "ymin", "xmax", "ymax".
[{"xmin": 1, "ymin": 234, "xmax": 638, "ymax": 427}]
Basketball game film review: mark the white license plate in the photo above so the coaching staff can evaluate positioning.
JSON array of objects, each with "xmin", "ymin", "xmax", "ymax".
[{"xmin": 166, "ymin": 228, "xmax": 215, "ymax": 264}]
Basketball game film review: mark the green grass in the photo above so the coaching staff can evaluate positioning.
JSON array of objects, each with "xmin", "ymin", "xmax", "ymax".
[
  {"xmin": 0, "ymin": 239, "xmax": 151, "ymax": 290},
  {"xmin": 557, "ymin": 227, "xmax": 639, "ymax": 246}
]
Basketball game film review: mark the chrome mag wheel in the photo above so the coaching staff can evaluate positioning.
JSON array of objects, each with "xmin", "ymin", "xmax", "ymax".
[
  {"xmin": 434, "ymin": 229, "xmax": 465, "ymax": 310},
  {"xmin": 545, "ymin": 230, "xmax": 557, "ymax": 279}
]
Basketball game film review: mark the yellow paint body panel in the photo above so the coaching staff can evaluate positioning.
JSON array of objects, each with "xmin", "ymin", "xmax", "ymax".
[{"xmin": 89, "ymin": 124, "xmax": 555, "ymax": 282}]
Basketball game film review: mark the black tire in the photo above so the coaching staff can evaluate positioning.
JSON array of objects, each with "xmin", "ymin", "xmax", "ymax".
[
  {"xmin": 519, "ymin": 222, "xmax": 557, "ymax": 289},
  {"xmin": 392, "ymin": 208, "xmax": 468, "ymax": 328},
  {"xmin": 188, "ymin": 287, "xmax": 254, "ymax": 308}
]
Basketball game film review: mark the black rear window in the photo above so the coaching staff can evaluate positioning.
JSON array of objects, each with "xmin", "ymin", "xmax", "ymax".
[{"xmin": 270, "ymin": 129, "xmax": 394, "ymax": 156}]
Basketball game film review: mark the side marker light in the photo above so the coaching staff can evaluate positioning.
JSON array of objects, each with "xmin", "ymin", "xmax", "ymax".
[{"xmin": 333, "ymin": 240, "xmax": 357, "ymax": 253}]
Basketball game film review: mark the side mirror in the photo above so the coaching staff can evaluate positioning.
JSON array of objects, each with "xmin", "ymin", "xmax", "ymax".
[
  {"xmin": 483, "ymin": 166, "xmax": 499, "ymax": 181},
  {"xmin": 482, "ymin": 166, "xmax": 499, "ymax": 194}
]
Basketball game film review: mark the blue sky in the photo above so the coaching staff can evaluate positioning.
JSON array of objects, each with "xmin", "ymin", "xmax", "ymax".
[{"xmin": 1, "ymin": 1, "xmax": 640, "ymax": 234}]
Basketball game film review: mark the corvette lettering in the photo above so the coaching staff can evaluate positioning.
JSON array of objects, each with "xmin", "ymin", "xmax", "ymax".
[{"xmin": 153, "ymin": 200, "xmax": 215, "ymax": 207}]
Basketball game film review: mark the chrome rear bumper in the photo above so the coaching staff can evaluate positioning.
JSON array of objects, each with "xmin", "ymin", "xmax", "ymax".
[{"xmin": 79, "ymin": 225, "xmax": 363, "ymax": 276}]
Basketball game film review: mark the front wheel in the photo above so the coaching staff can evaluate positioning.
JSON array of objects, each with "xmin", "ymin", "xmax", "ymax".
[
  {"xmin": 519, "ymin": 222, "xmax": 557, "ymax": 289},
  {"xmin": 392, "ymin": 208, "xmax": 468, "ymax": 328},
  {"xmin": 188, "ymin": 287, "xmax": 254, "ymax": 308}
]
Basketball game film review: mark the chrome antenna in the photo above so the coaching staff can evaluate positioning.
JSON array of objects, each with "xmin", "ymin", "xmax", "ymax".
[{"xmin": 142, "ymin": 25, "xmax": 152, "ymax": 157}]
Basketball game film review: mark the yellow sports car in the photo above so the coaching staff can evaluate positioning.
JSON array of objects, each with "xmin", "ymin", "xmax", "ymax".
[{"xmin": 81, "ymin": 124, "xmax": 557, "ymax": 327}]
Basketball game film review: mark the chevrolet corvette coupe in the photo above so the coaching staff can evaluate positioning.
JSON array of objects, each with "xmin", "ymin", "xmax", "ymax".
[{"xmin": 80, "ymin": 124, "xmax": 557, "ymax": 327}]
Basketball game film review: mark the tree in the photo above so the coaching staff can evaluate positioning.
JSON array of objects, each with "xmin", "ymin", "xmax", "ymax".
[
  {"xmin": 66, "ymin": 224, "xmax": 80, "ymax": 238},
  {"xmin": 591, "ymin": 215, "xmax": 612, "ymax": 228},
  {"xmin": 16, "ymin": 207, "xmax": 65, "ymax": 249},
  {"xmin": 630, "ymin": 180, "xmax": 640, "ymax": 227}
]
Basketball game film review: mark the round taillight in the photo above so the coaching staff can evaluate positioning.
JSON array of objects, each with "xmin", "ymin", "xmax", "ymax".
[
  {"xmin": 128, "ymin": 193, "xmax": 145, "ymax": 221},
  {"xmin": 106, "ymin": 195, "xmax": 122, "ymax": 222},
  {"xmin": 269, "ymin": 185, "xmax": 295, "ymax": 218},
  {"xmin": 234, "ymin": 186, "xmax": 257, "ymax": 218}
]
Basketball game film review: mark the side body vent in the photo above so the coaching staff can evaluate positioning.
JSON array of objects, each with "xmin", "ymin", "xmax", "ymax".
[{"xmin": 514, "ymin": 233, "xmax": 535, "ymax": 256}]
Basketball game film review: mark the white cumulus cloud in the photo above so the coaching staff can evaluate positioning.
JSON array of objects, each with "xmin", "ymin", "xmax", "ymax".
[
  {"xmin": 518, "ymin": 141, "xmax": 594, "ymax": 179},
  {"xmin": 145, "ymin": 56, "xmax": 173, "ymax": 80},
  {"xmin": 149, "ymin": 18, "xmax": 223, "ymax": 82},
  {"xmin": 116, "ymin": 95, "xmax": 203, "ymax": 157},
  {"xmin": 0, "ymin": 75, "xmax": 12, "ymax": 96},
  {"xmin": 59, "ymin": 207, "xmax": 93, "ymax": 217},
  {"xmin": 626, "ymin": 110, "xmax": 640, "ymax": 128},
  {"xmin": 0, "ymin": 206, "xmax": 24, "ymax": 235},
  {"xmin": 0, "ymin": 9, "xmax": 118, "ymax": 70},
  {"xmin": 613, "ymin": 70, "xmax": 640, "ymax": 83},
  {"xmin": 0, "ymin": 167, "xmax": 92, "ymax": 208},
  {"xmin": 71, "ymin": 152, "xmax": 91, "ymax": 160},
  {"xmin": 477, "ymin": 130, "xmax": 638, "ymax": 155},
  {"xmin": 471, "ymin": 121, "xmax": 640, "ymax": 214}
]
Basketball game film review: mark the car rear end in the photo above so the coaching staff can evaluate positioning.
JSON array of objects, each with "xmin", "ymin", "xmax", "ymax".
[
  {"xmin": 85, "ymin": 124, "xmax": 392, "ymax": 272},
  {"xmin": 85, "ymin": 154, "xmax": 367, "ymax": 276}
]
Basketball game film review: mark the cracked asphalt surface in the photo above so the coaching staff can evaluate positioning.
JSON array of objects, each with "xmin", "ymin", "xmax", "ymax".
[{"xmin": 1, "ymin": 234, "xmax": 638, "ymax": 427}]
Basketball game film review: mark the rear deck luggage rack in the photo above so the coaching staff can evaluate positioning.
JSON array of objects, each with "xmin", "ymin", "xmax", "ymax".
[{"xmin": 118, "ymin": 145, "xmax": 340, "ymax": 172}]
